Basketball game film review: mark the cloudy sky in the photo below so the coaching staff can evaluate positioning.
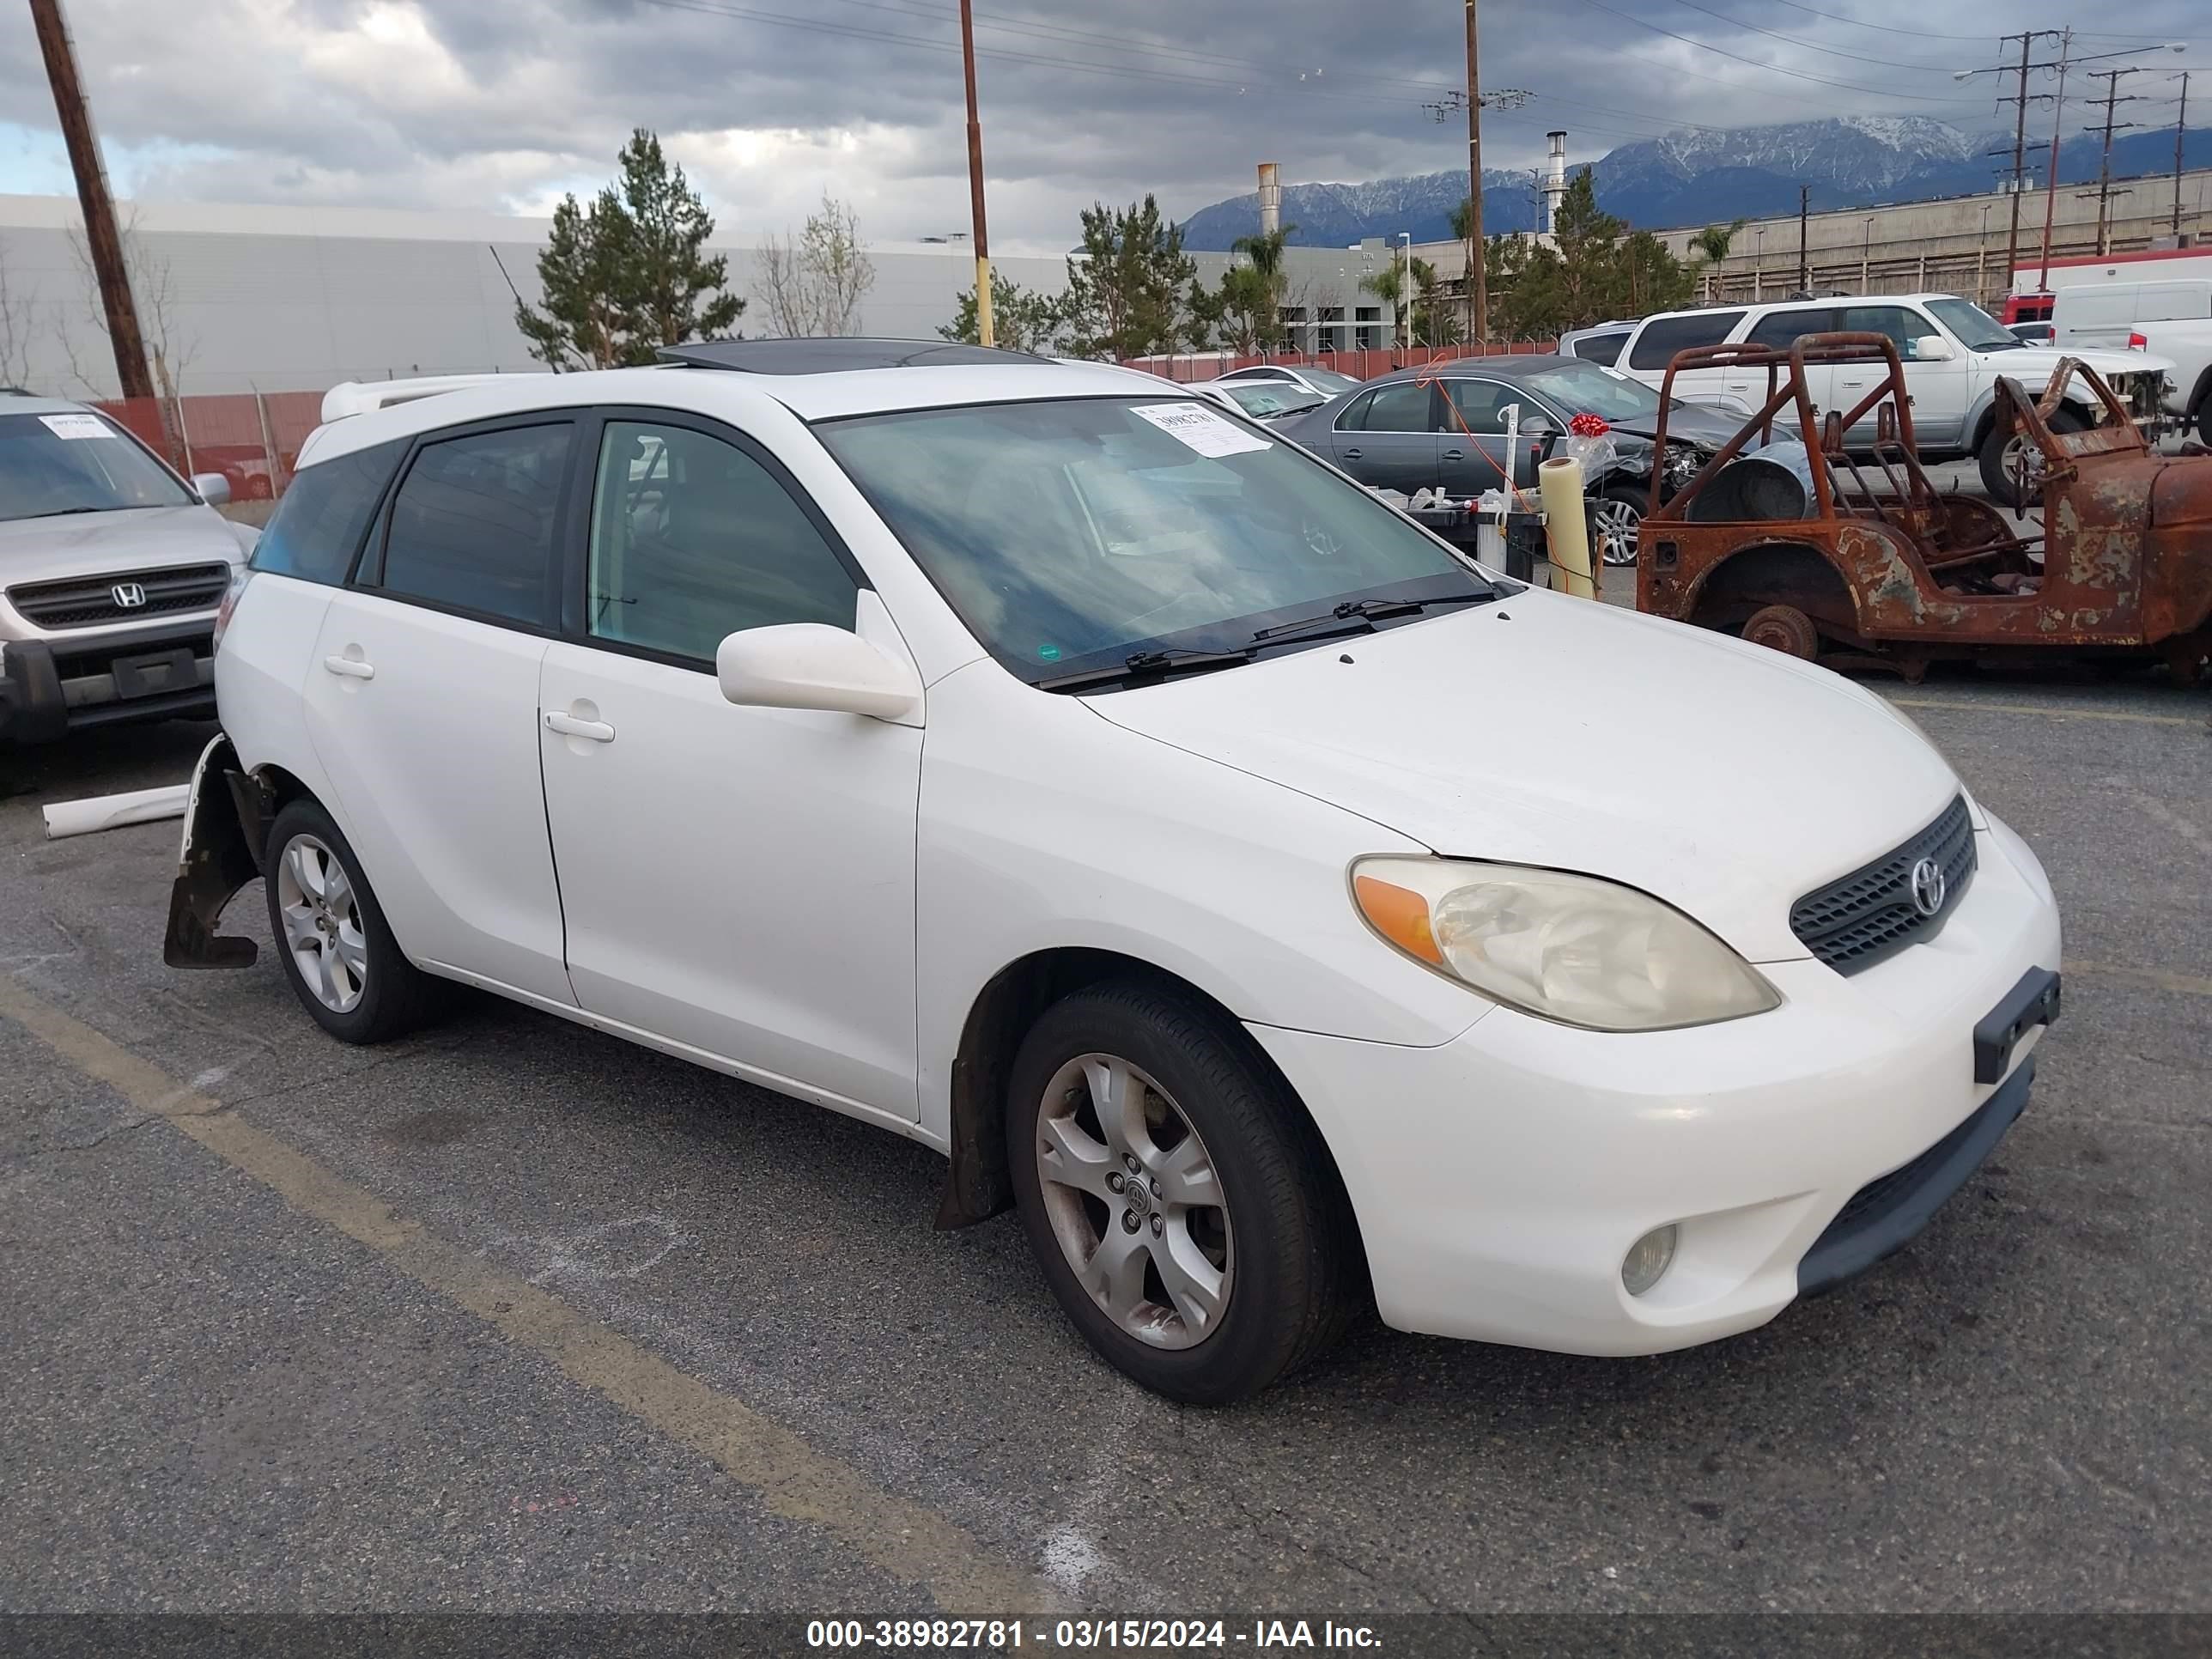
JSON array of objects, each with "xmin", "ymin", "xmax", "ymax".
[{"xmin": 1, "ymin": 0, "xmax": 2203, "ymax": 252}]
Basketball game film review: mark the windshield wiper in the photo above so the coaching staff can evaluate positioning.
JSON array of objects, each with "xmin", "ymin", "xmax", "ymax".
[
  {"xmin": 21, "ymin": 506, "xmax": 113, "ymax": 519},
  {"xmin": 1036, "ymin": 647, "xmax": 1255, "ymax": 693},
  {"xmin": 1251, "ymin": 588, "xmax": 1497, "ymax": 644}
]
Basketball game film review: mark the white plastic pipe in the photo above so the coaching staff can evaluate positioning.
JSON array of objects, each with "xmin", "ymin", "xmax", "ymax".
[{"xmin": 41, "ymin": 783, "xmax": 190, "ymax": 841}]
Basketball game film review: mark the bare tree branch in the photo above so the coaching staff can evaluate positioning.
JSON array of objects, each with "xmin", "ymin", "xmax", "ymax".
[{"xmin": 751, "ymin": 194, "xmax": 876, "ymax": 337}]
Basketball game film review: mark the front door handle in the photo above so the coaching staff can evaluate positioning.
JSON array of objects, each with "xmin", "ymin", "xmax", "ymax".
[
  {"xmin": 322, "ymin": 654, "xmax": 374, "ymax": 681},
  {"xmin": 1442, "ymin": 448, "xmax": 1464, "ymax": 461},
  {"xmin": 544, "ymin": 709, "xmax": 615, "ymax": 743}
]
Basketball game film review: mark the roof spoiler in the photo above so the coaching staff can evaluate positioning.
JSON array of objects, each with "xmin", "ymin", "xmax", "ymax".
[{"xmin": 319, "ymin": 374, "xmax": 527, "ymax": 424}]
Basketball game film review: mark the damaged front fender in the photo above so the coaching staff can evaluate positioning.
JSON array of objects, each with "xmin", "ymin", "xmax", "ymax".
[{"xmin": 162, "ymin": 733, "xmax": 271, "ymax": 969}]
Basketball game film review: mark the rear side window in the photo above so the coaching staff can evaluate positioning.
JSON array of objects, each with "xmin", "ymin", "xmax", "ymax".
[
  {"xmin": 249, "ymin": 438, "xmax": 406, "ymax": 584},
  {"xmin": 1337, "ymin": 382, "xmax": 1433, "ymax": 432},
  {"xmin": 378, "ymin": 423, "xmax": 572, "ymax": 628},
  {"xmin": 1571, "ymin": 332, "xmax": 1626, "ymax": 365},
  {"xmin": 1628, "ymin": 311, "xmax": 1747, "ymax": 371},
  {"xmin": 1744, "ymin": 308, "xmax": 1829, "ymax": 351}
]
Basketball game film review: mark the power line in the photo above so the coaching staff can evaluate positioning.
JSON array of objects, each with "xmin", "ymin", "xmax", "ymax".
[
  {"xmin": 1647, "ymin": 0, "xmax": 1970, "ymax": 73},
  {"xmin": 1560, "ymin": 0, "xmax": 2008, "ymax": 106}
]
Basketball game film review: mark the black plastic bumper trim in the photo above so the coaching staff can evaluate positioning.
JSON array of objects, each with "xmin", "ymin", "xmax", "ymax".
[{"xmin": 1796, "ymin": 1057, "xmax": 2034, "ymax": 1299}]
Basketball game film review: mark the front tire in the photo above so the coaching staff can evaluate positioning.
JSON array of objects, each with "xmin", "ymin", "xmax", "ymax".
[
  {"xmin": 1006, "ymin": 979, "xmax": 1359, "ymax": 1404},
  {"xmin": 1592, "ymin": 483, "xmax": 1646, "ymax": 568},
  {"xmin": 1979, "ymin": 407, "xmax": 2084, "ymax": 506},
  {"xmin": 263, "ymin": 799, "xmax": 440, "ymax": 1044}
]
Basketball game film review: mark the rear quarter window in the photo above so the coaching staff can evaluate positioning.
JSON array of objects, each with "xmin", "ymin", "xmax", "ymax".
[
  {"xmin": 1628, "ymin": 311, "xmax": 1747, "ymax": 371},
  {"xmin": 249, "ymin": 437, "xmax": 408, "ymax": 584}
]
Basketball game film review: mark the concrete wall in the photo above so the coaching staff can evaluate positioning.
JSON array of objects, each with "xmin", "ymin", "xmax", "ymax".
[{"xmin": 1652, "ymin": 166, "xmax": 2212, "ymax": 309}]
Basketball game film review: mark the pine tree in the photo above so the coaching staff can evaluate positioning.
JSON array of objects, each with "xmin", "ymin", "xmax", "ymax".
[
  {"xmin": 1061, "ymin": 197, "xmax": 1198, "ymax": 360},
  {"xmin": 516, "ymin": 129, "xmax": 744, "ymax": 370},
  {"xmin": 939, "ymin": 270, "xmax": 1071, "ymax": 354}
]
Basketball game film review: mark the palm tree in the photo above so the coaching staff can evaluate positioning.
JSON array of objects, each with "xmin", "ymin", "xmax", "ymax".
[
  {"xmin": 1688, "ymin": 218, "xmax": 1746, "ymax": 264},
  {"xmin": 1231, "ymin": 222, "xmax": 1297, "ymax": 347}
]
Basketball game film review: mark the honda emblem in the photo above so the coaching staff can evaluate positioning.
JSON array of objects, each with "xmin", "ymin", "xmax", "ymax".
[{"xmin": 111, "ymin": 582, "xmax": 147, "ymax": 609}]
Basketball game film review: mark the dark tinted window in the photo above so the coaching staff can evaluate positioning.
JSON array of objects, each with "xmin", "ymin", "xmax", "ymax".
[
  {"xmin": 1337, "ymin": 381, "xmax": 1432, "ymax": 432},
  {"xmin": 1438, "ymin": 380, "xmax": 1517, "ymax": 434},
  {"xmin": 250, "ymin": 438, "xmax": 406, "ymax": 584},
  {"xmin": 586, "ymin": 421, "xmax": 857, "ymax": 661},
  {"xmin": 1836, "ymin": 305, "xmax": 1925, "ymax": 352},
  {"xmin": 1627, "ymin": 310, "xmax": 1747, "ymax": 370},
  {"xmin": 1571, "ymin": 332, "xmax": 1626, "ymax": 365},
  {"xmin": 380, "ymin": 423, "xmax": 571, "ymax": 627},
  {"xmin": 1744, "ymin": 308, "xmax": 1829, "ymax": 350}
]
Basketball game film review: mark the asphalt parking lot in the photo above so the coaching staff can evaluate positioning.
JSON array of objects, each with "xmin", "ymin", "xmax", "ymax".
[{"xmin": 4, "ymin": 650, "xmax": 2209, "ymax": 1619}]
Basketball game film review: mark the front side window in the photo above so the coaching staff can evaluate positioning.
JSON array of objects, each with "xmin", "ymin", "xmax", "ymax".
[
  {"xmin": 585, "ymin": 420, "xmax": 858, "ymax": 661},
  {"xmin": 252, "ymin": 438, "xmax": 407, "ymax": 585},
  {"xmin": 1924, "ymin": 296, "xmax": 2020, "ymax": 351},
  {"xmin": 1571, "ymin": 332, "xmax": 1627, "ymax": 365},
  {"xmin": 379, "ymin": 422, "xmax": 571, "ymax": 627},
  {"xmin": 1438, "ymin": 381, "xmax": 1517, "ymax": 434},
  {"xmin": 816, "ymin": 397, "xmax": 1487, "ymax": 684},
  {"xmin": 0, "ymin": 410, "xmax": 191, "ymax": 523},
  {"xmin": 1627, "ymin": 311, "xmax": 1747, "ymax": 371}
]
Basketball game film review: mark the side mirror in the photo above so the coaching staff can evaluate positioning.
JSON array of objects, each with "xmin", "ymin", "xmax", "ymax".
[
  {"xmin": 1908, "ymin": 336, "xmax": 1956, "ymax": 363},
  {"xmin": 716, "ymin": 623, "xmax": 921, "ymax": 722},
  {"xmin": 192, "ymin": 472, "xmax": 233, "ymax": 506}
]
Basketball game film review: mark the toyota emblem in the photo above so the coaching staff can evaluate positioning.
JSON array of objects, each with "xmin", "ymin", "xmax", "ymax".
[
  {"xmin": 1909, "ymin": 857, "xmax": 1947, "ymax": 919},
  {"xmin": 111, "ymin": 581, "xmax": 147, "ymax": 609}
]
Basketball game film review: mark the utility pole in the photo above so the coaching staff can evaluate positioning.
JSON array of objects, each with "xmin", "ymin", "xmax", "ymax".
[
  {"xmin": 27, "ymin": 0, "xmax": 153, "ymax": 399},
  {"xmin": 957, "ymin": 0, "xmax": 993, "ymax": 346},
  {"xmin": 2081, "ymin": 67, "xmax": 2147, "ymax": 256},
  {"xmin": 1959, "ymin": 30, "xmax": 2062, "ymax": 306},
  {"xmin": 1797, "ymin": 185, "xmax": 1809, "ymax": 293},
  {"xmin": 2038, "ymin": 29, "xmax": 2073, "ymax": 292},
  {"xmin": 2175, "ymin": 71, "xmax": 2193, "ymax": 237},
  {"xmin": 1464, "ymin": 0, "xmax": 1486, "ymax": 349}
]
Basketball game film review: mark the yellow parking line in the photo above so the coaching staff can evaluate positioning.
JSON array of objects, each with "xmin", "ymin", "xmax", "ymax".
[
  {"xmin": 2069, "ymin": 961, "xmax": 2212, "ymax": 1000},
  {"xmin": 1887, "ymin": 696, "xmax": 2201, "ymax": 728},
  {"xmin": 0, "ymin": 975, "xmax": 1046, "ymax": 1615}
]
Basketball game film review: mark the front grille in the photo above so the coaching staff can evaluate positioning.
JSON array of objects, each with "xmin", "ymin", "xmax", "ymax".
[
  {"xmin": 7, "ymin": 562, "xmax": 230, "ymax": 629},
  {"xmin": 1790, "ymin": 794, "xmax": 1976, "ymax": 975}
]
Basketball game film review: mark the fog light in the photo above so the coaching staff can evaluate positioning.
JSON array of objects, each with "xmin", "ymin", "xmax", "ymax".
[{"xmin": 1621, "ymin": 1225, "xmax": 1678, "ymax": 1297}]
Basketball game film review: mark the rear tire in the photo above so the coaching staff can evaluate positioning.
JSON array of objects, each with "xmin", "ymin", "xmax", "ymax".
[
  {"xmin": 1742, "ymin": 604, "xmax": 1820, "ymax": 660},
  {"xmin": 1006, "ymin": 978, "xmax": 1360, "ymax": 1404},
  {"xmin": 1979, "ymin": 407, "xmax": 2084, "ymax": 506},
  {"xmin": 263, "ymin": 799, "xmax": 441, "ymax": 1044}
]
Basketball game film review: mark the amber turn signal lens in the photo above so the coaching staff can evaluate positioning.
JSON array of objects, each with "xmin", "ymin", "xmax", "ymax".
[{"xmin": 1352, "ymin": 873, "xmax": 1444, "ymax": 966}]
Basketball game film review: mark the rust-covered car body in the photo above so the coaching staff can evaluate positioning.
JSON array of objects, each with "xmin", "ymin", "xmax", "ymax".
[{"xmin": 1633, "ymin": 331, "xmax": 2212, "ymax": 680}]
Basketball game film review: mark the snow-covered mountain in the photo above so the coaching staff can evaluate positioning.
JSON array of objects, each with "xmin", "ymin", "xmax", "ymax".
[{"xmin": 1176, "ymin": 117, "xmax": 2212, "ymax": 250}]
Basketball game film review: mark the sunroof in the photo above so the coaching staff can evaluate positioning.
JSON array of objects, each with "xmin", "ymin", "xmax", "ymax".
[{"xmin": 656, "ymin": 338, "xmax": 1051, "ymax": 374}]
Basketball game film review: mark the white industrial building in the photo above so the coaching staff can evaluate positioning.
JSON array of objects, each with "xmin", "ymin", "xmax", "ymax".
[{"xmin": 0, "ymin": 191, "xmax": 1435, "ymax": 398}]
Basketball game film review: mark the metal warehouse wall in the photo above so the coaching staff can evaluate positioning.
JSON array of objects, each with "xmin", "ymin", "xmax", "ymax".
[{"xmin": 0, "ymin": 194, "xmax": 1073, "ymax": 398}]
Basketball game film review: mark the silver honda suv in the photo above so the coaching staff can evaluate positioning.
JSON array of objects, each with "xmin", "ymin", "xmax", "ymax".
[{"xmin": 1, "ymin": 394, "xmax": 256, "ymax": 745}]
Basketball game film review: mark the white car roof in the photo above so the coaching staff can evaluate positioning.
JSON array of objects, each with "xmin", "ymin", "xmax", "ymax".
[{"xmin": 297, "ymin": 342, "xmax": 1195, "ymax": 468}]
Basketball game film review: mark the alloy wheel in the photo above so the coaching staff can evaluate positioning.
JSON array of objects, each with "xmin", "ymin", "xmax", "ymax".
[
  {"xmin": 1034, "ymin": 1053, "xmax": 1234, "ymax": 1349},
  {"xmin": 275, "ymin": 833, "xmax": 368, "ymax": 1013},
  {"xmin": 1593, "ymin": 496, "xmax": 1641, "ymax": 567}
]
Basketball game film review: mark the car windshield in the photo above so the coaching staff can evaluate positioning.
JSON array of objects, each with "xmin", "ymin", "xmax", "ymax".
[
  {"xmin": 1927, "ymin": 296, "xmax": 2021, "ymax": 351},
  {"xmin": 0, "ymin": 410, "xmax": 191, "ymax": 522},
  {"xmin": 1301, "ymin": 368, "xmax": 1362, "ymax": 395},
  {"xmin": 816, "ymin": 397, "xmax": 1488, "ymax": 685},
  {"xmin": 1517, "ymin": 362, "xmax": 1662, "ymax": 422},
  {"xmin": 1220, "ymin": 384, "xmax": 1324, "ymax": 418}
]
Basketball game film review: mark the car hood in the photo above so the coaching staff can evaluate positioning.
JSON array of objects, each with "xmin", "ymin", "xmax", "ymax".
[
  {"xmin": 1607, "ymin": 403, "xmax": 1742, "ymax": 447},
  {"xmin": 1988, "ymin": 343, "xmax": 2178, "ymax": 378},
  {"xmin": 0, "ymin": 504, "xmax": 244, "ymax": 586},
  {"xmin": 1083, "ymin": 593, "xmax": 1961, "ymax": 963}
]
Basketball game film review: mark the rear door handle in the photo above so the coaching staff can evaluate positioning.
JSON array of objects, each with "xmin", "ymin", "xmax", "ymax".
[
  {"xmin": 1340, "ymin": 447, "xmax": 1364, "ymax": 459},
  {"xmin": 544, "ymin": 710, "xmax": 615, "ymax": 743},
  {"xmin": 322, "ymin": 654, "xmax": 374, "ymax": 681}
]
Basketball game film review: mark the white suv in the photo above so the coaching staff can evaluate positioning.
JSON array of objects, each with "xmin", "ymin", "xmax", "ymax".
[
  {"xmin": 1613, "ymin": 293, "xmax": 2174, "ymax": 502},
  {"xmin": 167, "ymin": 339, "xmax": 2061, "ymax": 1402}
]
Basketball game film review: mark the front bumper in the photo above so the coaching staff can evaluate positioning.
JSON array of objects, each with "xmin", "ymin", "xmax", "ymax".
[
  {"xmin": 1249, "ymin": 811, "xmax": 2062, "ymax": 1356},
  {"xmin": 0, "ymin": 623, "xmax": 216, "ymax": 745}
]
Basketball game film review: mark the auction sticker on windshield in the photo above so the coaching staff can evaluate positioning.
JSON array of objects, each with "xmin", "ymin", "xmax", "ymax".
[
  {"xmin": 39, "ymin": 414, "xmax": 113, "ymax": 441},
  {"xmin": 1133, "ymin": 403, "xmax": 1272, "ymax": 458}
]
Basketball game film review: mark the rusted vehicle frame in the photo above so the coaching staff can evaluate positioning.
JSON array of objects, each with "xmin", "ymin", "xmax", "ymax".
[{"xmin": 1634, "ymin": 332, "xmax": 2212, "ymax": 681}]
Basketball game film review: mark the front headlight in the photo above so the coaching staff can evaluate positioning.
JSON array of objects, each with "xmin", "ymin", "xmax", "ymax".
[{"xmin": 1351, "ymin": 857, "xmax": 1780, "ymax": 1032}]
